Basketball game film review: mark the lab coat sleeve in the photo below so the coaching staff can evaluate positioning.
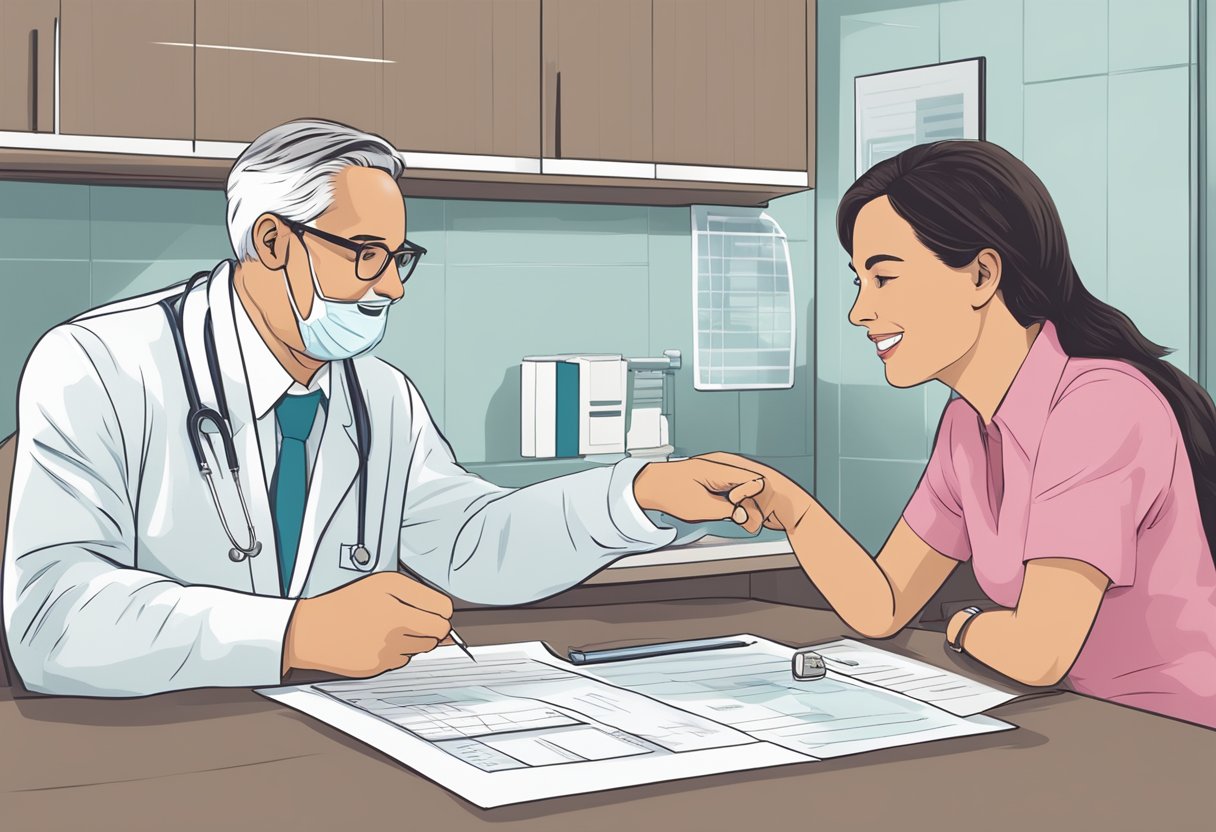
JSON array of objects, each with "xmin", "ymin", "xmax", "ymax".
[
  {"xmin": 396, "ymin": 377, "xmax": 681, "ymax": 605},
  {"xmin": 2, "ymin": 325, "xmax": 296, "ymax": 697}
]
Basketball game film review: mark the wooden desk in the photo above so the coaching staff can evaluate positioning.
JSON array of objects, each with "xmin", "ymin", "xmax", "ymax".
[{"xmin": 3, "ymin": 600, "xmax": 1212, "ymax": 830}]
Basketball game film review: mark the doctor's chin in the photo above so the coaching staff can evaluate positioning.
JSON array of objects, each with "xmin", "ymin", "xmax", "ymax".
[{"xmin": 0, "ymin": 118, "xmax": 758, "ymax": 698}]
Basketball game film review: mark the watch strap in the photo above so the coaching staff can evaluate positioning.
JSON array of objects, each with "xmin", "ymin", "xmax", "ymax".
[{"xmin": 949, "ymin": 605, "xmax": 984, "ymax": 652}]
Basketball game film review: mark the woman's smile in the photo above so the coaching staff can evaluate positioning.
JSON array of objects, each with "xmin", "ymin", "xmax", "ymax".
[{"xmin": 870, "ymin": 331, "xmax": 904, "ymax": 360}]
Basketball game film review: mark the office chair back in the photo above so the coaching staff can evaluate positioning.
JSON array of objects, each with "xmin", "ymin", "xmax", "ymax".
[{"xmin": 0, "ymin": 432, "xmax": 17, "ymax": 689}]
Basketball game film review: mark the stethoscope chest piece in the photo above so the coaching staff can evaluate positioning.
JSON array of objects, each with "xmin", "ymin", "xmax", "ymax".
[
  {"xmin": 351, "ymin": 545, "xmax": 373, "ymax": 567},
  {"xmin": 230, "ymin": 541, "xmax": 263, "ymax": 563}
]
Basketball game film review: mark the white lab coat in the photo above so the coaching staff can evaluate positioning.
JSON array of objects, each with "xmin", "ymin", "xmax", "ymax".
[{"xmin": 2, "ymin": 262, "xmax": 689, "ymax": 697}]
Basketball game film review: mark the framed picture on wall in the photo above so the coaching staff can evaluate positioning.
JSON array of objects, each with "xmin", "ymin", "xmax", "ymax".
[{"xmin": 855, "ymin": 57, "xmax": 986, "ymax": 179}]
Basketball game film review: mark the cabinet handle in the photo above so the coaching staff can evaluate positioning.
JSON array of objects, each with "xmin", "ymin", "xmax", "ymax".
[
  {"xmin": 555, "ymin": 70, "xmax": 562, "ymax": 159},
  {"xmin": 29, "ymin": 29, "xmax": 38, "ymax": 131},
  {"xmin": 53, "ymin": 16, "xmax": 60, "ymax": 135}
]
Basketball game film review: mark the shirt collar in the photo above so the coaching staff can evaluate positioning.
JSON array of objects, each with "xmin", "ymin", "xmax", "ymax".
[
  {"xmin": 232, "ymin": 280, "xmax": 330, "ymax": 420},
  {"xmin": 990, "ymin": 319, "xmax": 1069, "ymax": 448}
]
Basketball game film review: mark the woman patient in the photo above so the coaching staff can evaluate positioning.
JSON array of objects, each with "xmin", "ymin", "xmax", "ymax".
[{"xmin": 711, "ymin": 140, "xmax": 1216, "ymax": 730}]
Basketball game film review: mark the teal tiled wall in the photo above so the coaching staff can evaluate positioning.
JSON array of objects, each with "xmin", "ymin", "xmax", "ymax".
[
  {"xmin": 0, "ymin": 182, "xmax": 814, "ymax": 505},
  {"xmin": 817, "ymin": 0, "xmax": 1197, "ymax": 555}
]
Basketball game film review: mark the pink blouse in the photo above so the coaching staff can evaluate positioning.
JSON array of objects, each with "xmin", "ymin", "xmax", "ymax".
[{"xmin": 904, "ymin": 321, "xmax": 1216, "ymax": 729}]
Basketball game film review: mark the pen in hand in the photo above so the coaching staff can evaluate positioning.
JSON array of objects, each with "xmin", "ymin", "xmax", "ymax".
[{"xmin": 447, "ymin": 627, "xmax": 477, "ymax": 663}]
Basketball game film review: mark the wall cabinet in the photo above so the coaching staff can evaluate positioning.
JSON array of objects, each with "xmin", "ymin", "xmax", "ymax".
[
  {"xmin": 194, "ymin": 0, "xmax": 385, "ymax": 144},
  {"xmin": 384, "ymin": 0, "xmax": 540, "ymax": 162},
  {"xmin": 653, "ymin": 0, "xmax": 808, "ymax": 172},
  {"xmin": 541, "ymin": 0, "xmax": 653, "ymax": 169},
  {"xmin": 58, "ymin": 0, "xmax": 194, "ymax": 140},
  {"xmin": 0, "ymin": 0, "xmax": 815, "ymax": 204},
  {"xmin": 0, "ymin": 0, "xmax": 57, "ymax": 133}
]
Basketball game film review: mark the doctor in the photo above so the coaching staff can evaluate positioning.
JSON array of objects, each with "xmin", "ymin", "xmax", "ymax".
[{"xmin": 2, "ymin": 119, "xmax": 767, "ymax": 697}]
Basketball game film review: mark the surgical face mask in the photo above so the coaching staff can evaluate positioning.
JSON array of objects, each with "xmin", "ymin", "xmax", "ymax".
[{"xmin": 285, "ymin": 238, "xmax": 395, "ymax": 361}]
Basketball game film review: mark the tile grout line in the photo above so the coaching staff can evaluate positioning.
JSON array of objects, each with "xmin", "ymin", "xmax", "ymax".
[
  {"xmin": 442, "ymin": 198, "xmax": 448, "ymax": 429},
  {"xmin": 88, "ymin": 184, "xmax": 94, "ymax": 309}
]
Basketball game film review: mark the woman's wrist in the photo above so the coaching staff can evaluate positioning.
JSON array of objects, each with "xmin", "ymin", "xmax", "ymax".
[
  {"xmin": 772, "ymin": 480, "xmax": 815, "ymax": 531},
  {"xmin": 948, "ymin": 606, "xmax": 984, "ymax": 652}
]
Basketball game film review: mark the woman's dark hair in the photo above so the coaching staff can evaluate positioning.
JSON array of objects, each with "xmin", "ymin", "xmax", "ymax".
[{"xmin": 838, "ymin": 139, "xmax": 1216, "ymax": 566}]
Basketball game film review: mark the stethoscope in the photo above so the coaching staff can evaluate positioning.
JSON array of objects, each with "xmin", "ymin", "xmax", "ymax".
[{"xmin": 159, "ymin": 265, "xmax": 375, "ymax": 568}]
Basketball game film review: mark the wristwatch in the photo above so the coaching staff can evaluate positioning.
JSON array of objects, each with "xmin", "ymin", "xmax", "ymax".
[{"xmin": 948, "ymin": 606, "xmax": 983, "ymax": 653}]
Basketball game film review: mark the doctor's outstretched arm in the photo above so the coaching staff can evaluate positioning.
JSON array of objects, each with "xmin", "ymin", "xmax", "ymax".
[
  {"xmin": 2, "ymin": 327, "xmax": 297, "ymax": 697},
  {"xmin": 393, "ymin": 377, "xmax": 758, "ymax": 605}
]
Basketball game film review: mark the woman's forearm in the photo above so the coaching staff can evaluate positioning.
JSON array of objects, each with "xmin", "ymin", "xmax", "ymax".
[
  {"xmin": 958, "ymin": 603, "xmax": 1094, "ymax": 690},
  {"xmin": 778, "ymin": 492, "xmax": 900, "ymax": 638},
  {"xmin": 957, "ymin": 611, "xmax": 1074, "ymax": 687}
]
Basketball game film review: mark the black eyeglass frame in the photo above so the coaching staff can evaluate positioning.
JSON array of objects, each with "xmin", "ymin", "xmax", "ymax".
[{"xmin": 280, "ymin": 216, "xmax": 428, "ymax": 283}]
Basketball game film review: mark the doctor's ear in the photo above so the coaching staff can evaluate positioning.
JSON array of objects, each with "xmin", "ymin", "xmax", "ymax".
[
  {"xmin": 252, "ymin": 214, "xmax": 288, "ymax": 270},
  {"xmin": 970, "ymin": 248, "xmax": 1002, "ymax": 310}
]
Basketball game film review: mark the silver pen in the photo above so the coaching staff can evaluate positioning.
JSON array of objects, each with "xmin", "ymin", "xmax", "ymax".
[{"xmin": 447, "ymin": 627, "xmax": 477, "ymax": 663}]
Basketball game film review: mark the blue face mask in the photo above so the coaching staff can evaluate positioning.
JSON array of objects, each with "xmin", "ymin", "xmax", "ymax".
[{"xmin": 285, "ymin": 239, "xmax": 394, "ymax": 361}]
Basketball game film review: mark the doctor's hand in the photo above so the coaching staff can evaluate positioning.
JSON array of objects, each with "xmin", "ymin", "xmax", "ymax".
[
  {"xmin": 632, "ymin": 457, "xmax": 769, "ymax": 535},
  {"xmin": 282, "ymin": 572, "xmax": 454, "ymax": 679},
  {"xmin": 691, "ymin": 452, "xmax": 816, "ymax": 532}
]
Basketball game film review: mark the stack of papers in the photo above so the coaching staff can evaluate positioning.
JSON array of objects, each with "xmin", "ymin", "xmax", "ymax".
[{"xmin": 258, "ymin": 636, "xmax": 1017, "ymax": 808}]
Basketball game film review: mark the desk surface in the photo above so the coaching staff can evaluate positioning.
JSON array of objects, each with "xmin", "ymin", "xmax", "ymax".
[{"xmin": 4, "ymin": 600, "xmax": 1213, "ymax": 830}]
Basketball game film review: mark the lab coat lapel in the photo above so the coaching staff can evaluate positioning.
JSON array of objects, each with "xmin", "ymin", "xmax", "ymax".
[
  {"xmin": 207, "ymin": 265, "xmax": 282, "ymax": 597},
  {"xmin": 289, "ymin": 361, "xmax": 360, "ymax": 598}
]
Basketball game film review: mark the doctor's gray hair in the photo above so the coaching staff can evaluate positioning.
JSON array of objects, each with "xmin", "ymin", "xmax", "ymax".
[{"xmin": 225, "ymin": 119, "xmax": 406, "ymax": 262}]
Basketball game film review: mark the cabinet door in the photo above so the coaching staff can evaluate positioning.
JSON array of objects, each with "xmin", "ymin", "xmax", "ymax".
[
  {"xmin": 195, "ymin": 0, "xmax": 385, "ymax": 144},
  {"xmin": 0, "ymin": 0, "xmax": 57, "ymax": 133},
  {"xmin": 653, "ymin": 0, "xmax": 807, "ymax": 171},
  {"xmin": 59, "ymin": 0, "xmax": 194, "ymax": 139},
  {"xmin": 384, "ymin": 0, "xmax": 539, "ymax": 159},
  {"xmin": 542, "ymin": 0, "xmax": 652, "ymax": 163}
]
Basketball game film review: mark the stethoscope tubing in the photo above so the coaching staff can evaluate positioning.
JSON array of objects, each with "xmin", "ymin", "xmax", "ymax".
[{"xmin": 159, "ymin": 265, "xmax": 371, "ymax": 566}]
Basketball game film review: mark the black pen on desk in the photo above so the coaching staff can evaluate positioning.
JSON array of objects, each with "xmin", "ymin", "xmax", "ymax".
[{"xmin": 568, "ymin": 637, "xmax": 756, "ymax": 665}]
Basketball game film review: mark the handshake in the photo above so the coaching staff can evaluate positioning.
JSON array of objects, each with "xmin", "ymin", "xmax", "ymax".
[
  {"xmin": 630, "ymin": 451, "xmax": 810, "ymax": 535},
  {"xmin": 282, "ymin": 452, "xmax": 812, "ymax": 682}
]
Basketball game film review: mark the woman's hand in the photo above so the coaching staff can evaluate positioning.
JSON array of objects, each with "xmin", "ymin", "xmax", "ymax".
[
  {"xmin": 690, "ymin": 452, "xmax": 816, "ymax": 531},
  {"xmin": 690, "ymin": 455, "xmax": 957, "ymax": 643}
]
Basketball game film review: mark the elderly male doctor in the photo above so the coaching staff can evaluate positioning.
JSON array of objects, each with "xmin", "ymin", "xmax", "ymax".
[{"xmin": 3, "ymin": 119, "xmax": 768, "ymax": 697}]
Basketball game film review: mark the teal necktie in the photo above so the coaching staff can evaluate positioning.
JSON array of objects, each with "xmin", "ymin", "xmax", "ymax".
[{"xmin": 271, "ymin": 390, "xmax": 324, "ymax": 597}]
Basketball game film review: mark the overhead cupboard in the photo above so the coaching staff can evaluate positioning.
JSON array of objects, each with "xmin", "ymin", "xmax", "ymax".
[{"xmin": 0, "ymin": 0, "xmax": 815, "ymax": 205}]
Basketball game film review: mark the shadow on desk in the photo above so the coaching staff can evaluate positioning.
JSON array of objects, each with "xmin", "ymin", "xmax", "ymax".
[{"xmin": 5, "ymin": 686, "xmax": 281, "ymax": 727}]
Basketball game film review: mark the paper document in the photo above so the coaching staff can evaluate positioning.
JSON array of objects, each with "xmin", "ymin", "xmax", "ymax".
[
  {"xmin": 578, "ymin": 637, "xmax": 1009, "ymax": 759},
  {"xmin": 258, "ymin": 637, "xmax": 1012, "ymax": 807},
  {"xmin": 806, "ymin": 638, "xmax": 1021, "ymax": 716}
]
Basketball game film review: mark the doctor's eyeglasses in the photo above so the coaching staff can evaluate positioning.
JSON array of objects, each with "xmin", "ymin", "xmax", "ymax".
[{"xmin": 280, "ymin": 217, "xmax": 428, "ymax": 283}]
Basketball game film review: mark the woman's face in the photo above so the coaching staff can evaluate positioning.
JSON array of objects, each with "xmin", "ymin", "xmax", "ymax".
[{"xmin": 847, "ymin": 196, "xmax": 985, "ymax": 388}]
